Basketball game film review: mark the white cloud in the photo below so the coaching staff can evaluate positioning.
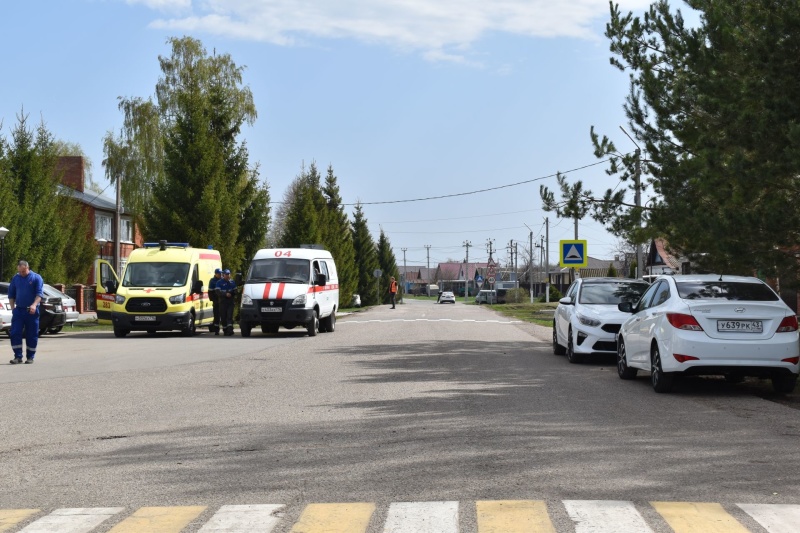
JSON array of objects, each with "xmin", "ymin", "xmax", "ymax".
[{"xmin": 142, "ymin": 0, "xmax": 654, "ymax": 62}]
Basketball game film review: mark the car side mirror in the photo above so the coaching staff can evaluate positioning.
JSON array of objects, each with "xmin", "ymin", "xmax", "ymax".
[
  {"xmin": 316, "ymin": 273, "xmax": 327, "ymax": 286},
  {"xmin": 618, "ymin": 301, "xmax": 633, "ymax": 313},
  {"xmin": 104, "ymin": 280, "xmax": 118, "ymax": 294},
  {"xmin": 191, "ymin": 279, "xmax": 203, "ymax": 294},
  {"xmin": 558, "ymin": 296, "xmax": 572, "ymax": 305}
]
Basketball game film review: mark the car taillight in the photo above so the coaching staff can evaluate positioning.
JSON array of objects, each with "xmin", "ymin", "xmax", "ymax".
[
  {"xmin": 782, "ymin": 357, "xmax": 800, "ymax": 364},
  {"xmin": 667, "ymin": 313, "xmax": 704, "ymax": 331},
  {"xmin": 777, "ymin": 316, "xmax": 798, "ymax": 332},
  {"xmin": 673, "ymin": 354, "xmax": 699, "ymax": 363}
]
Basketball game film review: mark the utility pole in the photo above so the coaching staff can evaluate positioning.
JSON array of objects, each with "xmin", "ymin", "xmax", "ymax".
[
  {"xmin": 634, "ymin": 148, "xmax": 643, "ymax": 279},
  {"xmin": 545, "ymin": 217, "xmax": 550, "ymax": 303},
  {"xmin": 529, "ymin": 230, "xmax": 534, "ymax": 303},
  {"xmin": 401, "ymin": 247, "xmax": 407, "ymax": 303},
  {"xmin": 463, "ymin": 240, "xmax": 471, "ymax": 302},
  {"xmin": 514, "ymin": 241, "xmax": 519, "ymax": 290},
  {"xmin": 424, "ymin": 244, "xmax": 432, "ymax": 295}
]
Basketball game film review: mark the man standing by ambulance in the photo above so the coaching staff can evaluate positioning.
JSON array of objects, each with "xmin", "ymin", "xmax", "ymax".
[
  {"xmin": 217, "ymin": 269, "xmax": 237, "ymax": 336},
  {"xmin": 8, "ymin": 260, "xmax": 44, "ymax": 364},
  {"xmin": 208, "ymin": 267, "xmax": 222, "ymax": 335}
]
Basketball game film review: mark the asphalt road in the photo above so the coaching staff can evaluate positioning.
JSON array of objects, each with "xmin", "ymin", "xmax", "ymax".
[{"xmin": 0, "ymin": 299, "xmax": 798, "ymax": 532}]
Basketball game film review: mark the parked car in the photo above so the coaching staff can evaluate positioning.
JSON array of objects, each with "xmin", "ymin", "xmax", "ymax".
[
  {"xmin": 43, "ymin": 284, "xmax": 78, "ymax": 331},
  {"xmin": 475, "ymin": 290, "xmax": 496, "ymax": 304},
  {"xmin": 553, "ymin": 277, "xmax": 650, "ymax": 363},
  {"xmin": 0, "ymin": 296, "xmax": 11, "ymax": 335},
  {"xmin": 616, "ymin": 274, "xmax": 800, "ymax": 393},
  {"xmin": 439, "ymin": 291, "xmax": 456, "ymax": 304},
  {"xmin": 0, "ymin": 282, "xmax": 67, "ymax": 335}
]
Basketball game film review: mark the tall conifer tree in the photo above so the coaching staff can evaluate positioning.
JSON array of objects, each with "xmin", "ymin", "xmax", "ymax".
[{"xmin": 351, "ymin": 203, "xmax": 379, "ymax": 305}]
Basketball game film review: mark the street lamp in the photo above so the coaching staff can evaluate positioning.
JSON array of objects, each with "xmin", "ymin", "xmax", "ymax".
[
  {"xmin": 0, "ymin": 226, "xmax": 8, "ymax": 280},
  {"xmin": 97, "ymin": 238, "xmax": 108, "ymax": 262}
]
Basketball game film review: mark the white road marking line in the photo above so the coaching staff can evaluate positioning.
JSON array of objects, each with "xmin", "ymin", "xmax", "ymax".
[
  {"xmin": 198, "ymin": 504, "xmax": 285, "ymax": 532},
  {"xmin": 341, "ymin": 319, "xmax": 522, "ymax": 324},
  {"xmin": 18, "ymin": 508, "xmax": 125, "ymax": 533},
  {"xmin": 382, "ymin": 501, "xmax": 459, "ymax": 533},
  {"xmin": 563, "ymin": 500, "xmax": 654, "ymax": 533},
  {"xmin": 737, "ymin": 503, "xmax": 800, "ymax": 533}
]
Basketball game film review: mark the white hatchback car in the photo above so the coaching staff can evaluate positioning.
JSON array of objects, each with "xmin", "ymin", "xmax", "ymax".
[
  {"xmin": 553, "ymin": 278, "xmax": 650, "ymax": 363},
  {"xmin": 616, "ymin": 274, "xmax": 800, "ymax": 393},
  {"xmin": 0, "ymin": 296, "xmax": 11, "ymax": 335}
]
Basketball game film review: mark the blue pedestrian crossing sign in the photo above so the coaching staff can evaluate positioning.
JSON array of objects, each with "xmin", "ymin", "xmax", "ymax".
[{"xmin": 560, "ymin": 240, "xmax": 588, "ymax": 267}]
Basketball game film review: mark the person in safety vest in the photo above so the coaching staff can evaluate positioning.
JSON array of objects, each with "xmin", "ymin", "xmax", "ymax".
[
  {"xmin": 8, "ymin": 260, "xmax": 44, "ymax": 364},
  {"xmin": 389, "ymin": 276, "xmax": 398, "ymax": 309},
  {"xmin": 217, "ymin": 269, "xmax": 237, "ymax": 336},
  {"xmin": 208, "ymin": 267, "xmax": 222, "ymax": 335}
]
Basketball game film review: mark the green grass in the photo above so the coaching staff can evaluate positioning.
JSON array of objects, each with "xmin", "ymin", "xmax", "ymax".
[{"xmin": 482, "ymin": 302, "xmax": 558, "ymax": 326}]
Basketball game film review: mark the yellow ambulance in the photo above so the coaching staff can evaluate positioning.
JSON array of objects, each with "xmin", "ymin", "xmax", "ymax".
[{"xmin": 96, "ymin": 241, "xmax": 222, "ymax": 337}]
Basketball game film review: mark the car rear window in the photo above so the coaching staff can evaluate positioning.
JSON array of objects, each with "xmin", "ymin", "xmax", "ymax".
[
  {"xmin": 676, "ymin": 281, "xmax": 779, "ymax": 301},
  {"xmin": 579, "ymin": 282, "xmax": 649, "ymax": 305}
]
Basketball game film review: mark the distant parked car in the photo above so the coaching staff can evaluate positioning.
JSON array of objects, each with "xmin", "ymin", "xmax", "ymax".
[
  {"xmin": 0, "ymin": 282, "xmax": 67, "ymax": 335},
  {"xmin": 617, "ymin": 274, "xmax": 800, "ymax": 393},
  {"xmin": 43, "ymin": 284, "xmax": 78, "ymax": 331},
  {"xmin": 439, "ymin": 291, "xmax": 456, "ymax": 304},
  {"xmin": 553, "ymin": 277, "xmax": 650, "ymax": 364}
]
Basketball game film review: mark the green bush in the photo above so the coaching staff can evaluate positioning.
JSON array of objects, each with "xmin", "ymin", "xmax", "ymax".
[
  {"xmin": 537, "ymin": 285, "xmax": 562, "ymax": 302},
  {"xmin": 504, "ymin": 288, "xmax": 529, "ymax": 303}
]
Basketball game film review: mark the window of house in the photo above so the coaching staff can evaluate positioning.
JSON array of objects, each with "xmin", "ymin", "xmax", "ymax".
[
  {"xmin": 120, "ymin": 218, "xmax": 133, "ymax": 243},
  {"xmin": 95, "ymin": 213, "xmax": 112, "ymax": 241}
]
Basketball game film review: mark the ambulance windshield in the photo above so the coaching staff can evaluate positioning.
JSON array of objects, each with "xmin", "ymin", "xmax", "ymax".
[
  {"xmin": 123, "ymin": 262, "xmax": 191, "ymax": 288},
  {"xmin": 247, "ymin": 259, "xmax": 310, "ymax": 283}
]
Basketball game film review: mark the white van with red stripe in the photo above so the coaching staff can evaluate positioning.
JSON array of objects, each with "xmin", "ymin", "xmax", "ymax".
[{"xmin": 239, "ymin": 247, "xmax": 339, "ymax": 337}]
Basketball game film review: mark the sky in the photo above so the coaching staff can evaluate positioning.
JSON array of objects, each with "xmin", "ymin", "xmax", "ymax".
[{"xmin": 0, "ymin": 0, "xmax": 678, "ymax": 271}]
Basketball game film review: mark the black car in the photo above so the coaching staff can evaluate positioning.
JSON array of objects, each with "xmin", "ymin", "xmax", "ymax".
[{"xmin": 0, "ymin": 282, "xmax": 67, "ymax": 335}]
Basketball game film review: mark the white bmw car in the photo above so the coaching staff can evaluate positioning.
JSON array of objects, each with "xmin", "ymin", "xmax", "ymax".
[
  {"xmin": 616, "ymin": 274, "xmax": 799, "ymax": 393},
  {"xmin": 553, "ymin": 278, "xmax": 650, "ymax": 363}
]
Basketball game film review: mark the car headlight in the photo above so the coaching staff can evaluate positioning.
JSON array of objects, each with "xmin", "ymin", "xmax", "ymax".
[
  {"xmin": 292, "ymin": 293, "xmax": 307, "ymax": 306},
  {"xmin": 115, "ymin": 295, "xmax": 126, "ymax": 305},
  {"xmin": 577, "ymin": 313, "xmax": 601, "ymax": 327},
  {"xmin": 241, "ymin": 294, "xmax": 253, "ymax": 306},
  {"xmin": 169, "ymin": 293, "xmax": 186, "ymax": 304}
]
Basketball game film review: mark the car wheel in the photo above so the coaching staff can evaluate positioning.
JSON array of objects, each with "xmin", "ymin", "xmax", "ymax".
[
  {"xmin": 240, "ymin": 322, "xmax": 252, "ymax": 337},
  {"xmin": 772, "ymin": 374, "xmax": 798, "ymax": 394},
  {"xmin": 181, "ymin": 313, "xmax": 196, "ymax": 337},
  {"xmin": 307, "ymin": 311, "xmax": 319, "ymax": 337},
  {"xmin": 552, "ymin": 322, "xmax": 566, "ymax": 355},
  {"xmin": 48, "ymin": 326, "xmax": 63, "ymax": 334},
  {"xmin": 566, "ymin": 327, "xmax": 584, "ymax": 364},
  {"xmin": 617, "ymin": 338, "xmax": 637, "ymax": 380},
  {"xmin": 113, "ymin": 327, "xmax": 129, "ymax": 338},
  {"xmin": 321, "ymin": 312, "xmax": 336, "ymax": 333},
  {"xmin": 651, "ymin": 343, "xmax": 675, "ymax": 393}
]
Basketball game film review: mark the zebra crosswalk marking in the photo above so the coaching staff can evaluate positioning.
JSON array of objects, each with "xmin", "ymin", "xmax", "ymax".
[
  {"xmin": 197, "ymin": 504, "xmax": 285, "ymax": 532},
  {"xmin": 738, "ymin": 503, "xmax": 800, "ymax": 533},
  {"xmin": 383, "ymin": 501, "xmax": 458, "ymax": 533},
  {"xmin": 652, "ymin": 502, "xmax": 749, "ymax": 533},
  {"xmin": 0, "ymin": 510, "xmax": 39, "ymax": 532},
  {"xmin": 563, "ymin": 500, "xmax": 654, "ymax": 533},
  {"xmin": 290, "ymin": 503, "xmax": 375, "ymax": 533},
  {"xmin": 106, "ymin": 506, "xmax": 206, "ymax": 533},
  {"xmin": 17, "ymin": 507, "xmax": 124, "ymax": 533},
  {"xmin": 476, "ymin": 500, "xmax": 555, "ymax": 533}
]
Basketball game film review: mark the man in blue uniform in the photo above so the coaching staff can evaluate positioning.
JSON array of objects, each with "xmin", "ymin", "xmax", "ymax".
[
  {"xmin": 217, "ymin": 269, "xmax": 237, "ymax": 336},
  {"xmin": 208, "ymin": 267, "xmax": 223, "ymax": 335},
  {"xmin": 8, "ymin": 260, "xmax": 44, "ymax": 364}
]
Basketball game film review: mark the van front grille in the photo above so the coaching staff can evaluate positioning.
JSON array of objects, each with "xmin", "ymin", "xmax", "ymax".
[{"xmin": 126, "ymin": 297, "xmax": 168, "ymax": 313}]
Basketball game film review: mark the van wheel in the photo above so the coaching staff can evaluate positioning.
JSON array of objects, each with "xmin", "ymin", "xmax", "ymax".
[
  {"xmin": 320, "ymin": 312, "xmax": 336, "ymax": 333},
  {"xmin": 113, "ymin": 327, "xmax": 129, "ymax": 338},
  {"xmin": 181, "ymin": 314, "xmax": 196, "ymax": 337},
  {"xmin": 240, "ymin": 323, "xmax": 252, "ymax": 337},
  {"xmin": 307, "ymin": 311, "xmax": 319, "ymax": 337}
]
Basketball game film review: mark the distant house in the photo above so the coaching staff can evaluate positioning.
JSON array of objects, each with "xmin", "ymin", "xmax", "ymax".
[
  {"xmin": 435, "ymin": 261, "xmax": 488, "ymax": 296},
  {"xmin": 398, "ymin": 266, "xmax": 436, "ymax": 294},
  {"xmin": 58, "ymin": 156, "xmax": 143, "ymax": 284},
  {"xmin": 646, "ymin": 238, "xmax": 689, "ymax": 276}
]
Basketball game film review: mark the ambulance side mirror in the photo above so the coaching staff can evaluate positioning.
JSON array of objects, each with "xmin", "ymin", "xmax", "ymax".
[
  {"xmin": 191, "ymin": 279, "xmax": 203, "ymax": 294},
  {"xmin": 316, "ymin": 273, "xmax": 327, "ymax": 286},
  {"xmin": 104, "ymin": 280, "xmax": 118, "ymax": 294}
]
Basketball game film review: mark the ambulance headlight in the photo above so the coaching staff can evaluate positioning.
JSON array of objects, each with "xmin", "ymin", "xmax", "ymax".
[
  {"xmin": 169, "ymin": 293, "xmax": 186, "ymax": 304},
  {"xmin": 241, "ymin": 294, "xmax": 253, "ymax": 306},
  {"xmin": 292, "ymin": 294, "xmax": 306, "ymax": 306},
  {"xmin": 115, "ymin": 295, "xmax": 126, "ymax": 305}
]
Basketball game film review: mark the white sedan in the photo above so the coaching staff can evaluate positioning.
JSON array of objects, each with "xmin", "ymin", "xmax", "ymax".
[
  {"xmin": 616, "ymin": 274, "xmax": 799, "ymax": 393},
  {"xmin": 553, "ymin": 277, "xmax": 650, "ymax": 363},
  {"xmin": 439, "ymin": 291, "xmax": 456, "ymax": 304}
]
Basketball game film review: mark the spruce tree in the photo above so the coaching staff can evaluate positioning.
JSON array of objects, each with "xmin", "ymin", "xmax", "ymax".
[
  {"xmin": 377, "ymin": 229, "xmax": 400, "ymax": 304},
  {"xmin": 321, "ymin": 164, "xmax": 357, "ymax": 307},
  {"xmin": 351, "ymin": 203, "xmax": 379, "ymax": 305}
]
